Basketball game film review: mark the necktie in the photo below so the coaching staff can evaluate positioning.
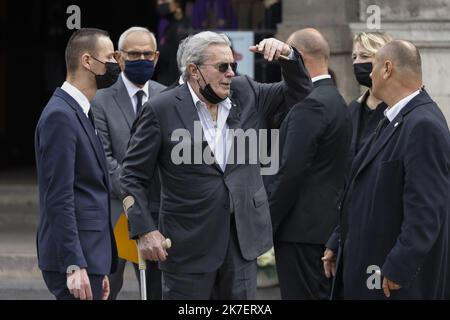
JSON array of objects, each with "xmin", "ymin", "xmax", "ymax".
[
  {"xmin": 135, "ymin": 90, "xmax": 145, "ymax": 116},
  {"xmin": 374, "ymin": 116, "xmax": 389, "ymax": 141},
  {"xmin": 87, "ymin": 109, "xmax": 96, "ymax": 129}
]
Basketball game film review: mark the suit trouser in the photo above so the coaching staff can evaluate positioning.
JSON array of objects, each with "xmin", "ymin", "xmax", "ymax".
[
  {"xmin": 162, "ymin": 217, "xmax": 257, "ymax": 300},
  {"xmin": 274, "ymin": 241, "xmax": 331, "ymax": 300},
  {"xmin": 42, "ymin": 271, "xmax": 105, "ymax": 300},
  {"xmin": 108, "ymin": 259, "xmax": 162, "ymax": 300}
]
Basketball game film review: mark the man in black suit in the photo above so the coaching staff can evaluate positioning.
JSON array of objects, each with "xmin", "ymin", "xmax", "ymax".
[
  {"xmin": 323, "ymin": 40, "xmax": 450, "ymax": 299},
  {"xmin": 120, "ymin": 31, "xmax": 312, "ymax": 299},
  {"xmin": 265, "ymin": 28, "xmax": 352, "ymax": 299},
  {"xmin": 35, "ymin": 28, "xmax": 118, "ymax": 300}
]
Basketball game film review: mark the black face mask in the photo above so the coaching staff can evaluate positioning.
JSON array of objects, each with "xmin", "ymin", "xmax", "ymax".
[
  {"xmin": 90, "ymin": 56, "xmax": 121, "ymax": 89},
  {"xmin": 353, "ymin": 62, "xmax": 373, "ymax": 88},
  {"xmin": 157, "ymin": 3, "xmax": 173, "ymax": 18},
  {"xmin": 196, "ymin": 65, "xmax": 227, "ymax": 105}
]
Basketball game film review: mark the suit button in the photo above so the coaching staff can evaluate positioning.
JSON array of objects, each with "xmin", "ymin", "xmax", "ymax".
[{"xmin": 224, "ymin": 204, "xmax": 230, "ymax": 210}]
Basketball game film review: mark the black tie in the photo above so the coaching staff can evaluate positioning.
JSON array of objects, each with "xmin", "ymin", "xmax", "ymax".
[
  {"xmin": 87, "ymin": 109, "xmax": 96, "ymax": 129},
  {"xmin": 135, "ymin": 90, "xmax": 145, "ymax": 116},
  {"xmin": 374, "ymin": 116, "xmax": 389, "ymax": 141}
]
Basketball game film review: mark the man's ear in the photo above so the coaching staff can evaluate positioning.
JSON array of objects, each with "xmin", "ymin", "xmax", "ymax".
[
  {"xmin": 188, "ymin": 63, "xmax": 199, "ymax": 80},
  {"xmin": 383, "ymin": 60, "xmax": 393, "ymax": 80},
  {"xmin": 115, "ymin": 50, "xmax": 125, "ymax": 72},
  {"xmin": 80, "ymin": 53, "xmax": 91, "ymax": 71},
  {"xmin": 153, "ymin": 51, "xmax": 160, "ymax": 66}
]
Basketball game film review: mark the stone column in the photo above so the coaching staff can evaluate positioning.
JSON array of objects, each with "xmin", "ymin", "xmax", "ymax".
[
  {"xmin": 276, "ymin": 0, "xmax": 361, "ymax": 102},
  {"xmin": 351, "ymin": 0, "xmax": 450, "ymax": 123}
]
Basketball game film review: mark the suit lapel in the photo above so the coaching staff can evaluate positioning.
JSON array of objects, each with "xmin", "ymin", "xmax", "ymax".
[
  {"xmin": 113, "ymin": 76, "xmax": 135, "ymax": 129},
  {"xmin": 173, "ymin": 85, "xmax": 221, "ymax": 173},
  {"xmin": 148, "ymin": 81, "xmax": 158, "ymax": 98},
  {"xmin": 352, "ymin": 91, "xmax": 431, "ymax": 180},
  {"xmin": 55, "ymin": 88, "xmax": 109, "ymax": 182},
  {"xmin": 224, "ymin": 91, "xmax": 242, "ymax": 176},
  {"xmin": 352, "ymin": 119, "xmax": 400, "ymax": 179},
  {"xmin": 174, "ymin": 84, "xmax": 200, "ymax": 140},
  {"xmin": 76, "ymin": 110, "xmax": 110, "ymax": 180}
]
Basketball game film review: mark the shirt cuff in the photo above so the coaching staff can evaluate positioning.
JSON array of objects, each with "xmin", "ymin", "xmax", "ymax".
[{"xmin": 287, "ymin": 48, "xmax": 296, "ymax": 60}]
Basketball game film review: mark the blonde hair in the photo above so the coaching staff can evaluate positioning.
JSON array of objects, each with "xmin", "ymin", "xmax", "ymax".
[{"xmin": 353, "ymin": 32, "xmax": 393, "ymax": 55}]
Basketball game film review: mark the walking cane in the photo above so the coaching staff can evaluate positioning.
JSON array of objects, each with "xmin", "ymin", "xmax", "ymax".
[
  {"xmin": 123, "ymin": 196, "xmax": 172, "ymax": 300},
  {"xmin": 136, "ymin": 238, "xmax": 171, "ymax": 300}
]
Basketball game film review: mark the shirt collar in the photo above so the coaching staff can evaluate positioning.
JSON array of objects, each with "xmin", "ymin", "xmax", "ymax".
[
  {"xmin": 61, "ymin": 81, "xmax": 90, "ymax": 116},
  {"xmin": 311, "ymin": 74, "xmax": 331, "ymax": 83},
  {"xmin": 384, "ymin": 90, "xmax": 421, "ymax": 122},
  {"xmin": 187, "ymin": 82, "xmax": 232, "ymax": 111},
  {"xmin": 121, "ymin": 73, "xmax": 149, "ymax": 100}
]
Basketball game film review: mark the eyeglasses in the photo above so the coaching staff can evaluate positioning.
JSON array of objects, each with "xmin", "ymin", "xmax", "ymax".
[
  {"xmin": 121, "ymin": 50, "xmax": 156, "ymax": 61},
  {"xmin": 200, "ymin": 62, "xmax": 238, "ymax": 73}
]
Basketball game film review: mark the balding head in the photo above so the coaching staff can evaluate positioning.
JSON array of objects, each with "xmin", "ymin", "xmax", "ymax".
[
  {"xmin": 376, "ymin": 40, "xmax": 422, "ymax": 80},
  {"xmin": 287, "ymin": 28, "xmax": 330, "ymax": 62},
  {"xmin": 371, "ymin": 40, "xmax": 423, "ymax": 105},
  {"xmin": 287, "ymin": 28, "xmax": 330, "ymax": 78}
]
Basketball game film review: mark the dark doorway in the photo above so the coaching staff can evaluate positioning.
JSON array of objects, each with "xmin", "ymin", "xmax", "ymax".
[{"xmin": 0, "ymin": 0, "xmax": 159, "ymax": 171}]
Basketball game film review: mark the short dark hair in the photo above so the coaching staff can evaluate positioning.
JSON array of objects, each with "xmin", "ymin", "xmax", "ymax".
[{"xmin": 65, "ymin": 28, "xmax": 110, "ymax": 73}]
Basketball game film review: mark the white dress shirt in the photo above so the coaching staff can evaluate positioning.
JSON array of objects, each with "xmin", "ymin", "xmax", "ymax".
[
  {"xmin": 384, "ymin": 90, "xmax": 421, "ymax": 122},
  {"xmin": 121, "ymin": 73, "xmax": 150, "ymax": 114},
  {"xmin": 61, "ymin": 81, "xmax": 90, "ymax": 117},
  {"xmin": 187, "ymin": 82, "xmax": 233, "ymax": 171},
  {"xmin": 311, "ymin": 74, "xmax": 331, "ymax": 83}
]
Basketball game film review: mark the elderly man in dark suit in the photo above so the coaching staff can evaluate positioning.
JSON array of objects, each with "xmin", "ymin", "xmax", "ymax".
[
  {"xmin": 323, "ymin": 40, "xmax": 450, "ymax": 299},
  {"xmin": 91, "ymin": 26, "xmax": 166, "ymax": 300},
  {"xmin": 120, "ymin": 31, "xmax": 312, "ymax": 299},
  {"xmin": 35, "ymin": 28, "xmax": 119, "ymax": 300},
  {"xmin": 265, "ymin": 28, "xmax": 352, "ymax": 300}
]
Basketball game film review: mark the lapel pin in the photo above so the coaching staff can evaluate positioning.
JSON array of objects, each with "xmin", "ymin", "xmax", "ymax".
[{"xmin": 394, "ymin": 122, "xmax": 399, "ymax": 128}]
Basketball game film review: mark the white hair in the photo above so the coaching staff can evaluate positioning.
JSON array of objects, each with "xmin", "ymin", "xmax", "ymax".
[
  {"xmin": 181, "ymin": 31, "xmax": 231, "ymax": 82},
  {"xmin": 177, "ymin": 35, "xmax": 192, "ymax": 74},
  {"xmin": 118, "ymin": 26, "xmax": 157, "ymax": 51}
]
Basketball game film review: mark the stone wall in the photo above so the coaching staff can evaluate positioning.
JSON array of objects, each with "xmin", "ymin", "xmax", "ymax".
[
  {"xmin": 277, "ymin": 0, "xmax": 450, "ymax": 122},
  {"xmin": 276, "ymin": 0, "xmax": 360, "ymax": 103}
]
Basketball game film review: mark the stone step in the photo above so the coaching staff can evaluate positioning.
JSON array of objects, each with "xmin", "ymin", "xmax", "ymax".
[
  {"xmin": 0, "ymin": 229, "xmax": 280, "ymax": 299},
  {"xmin": 0, "ymin": 229, "xmax": 137, "ymax": 280},
  {"xmin": 0, "ymin": 185, "xmax": 39, "ymax": 229},
  {"xmin": 0, "ymin": 278, "xmax": 140, "ymax": 300},
  {"xmin": 0, "ymin": 278, "xmax": 280, "ymax": 300}
]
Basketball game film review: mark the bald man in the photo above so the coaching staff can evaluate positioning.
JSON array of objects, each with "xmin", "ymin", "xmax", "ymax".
[
  {"xmin": 265, "ymin": 28, "xmax": 352, "ymax": 299},
  {"xmin": 323, "ymin": 40, "xmax": 450, "ymax": 299}
]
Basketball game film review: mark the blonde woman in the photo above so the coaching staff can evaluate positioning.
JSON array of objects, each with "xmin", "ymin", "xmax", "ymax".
[{"xmin": 350, "ymin": 32, "xmax": 392, "ymax": 157}]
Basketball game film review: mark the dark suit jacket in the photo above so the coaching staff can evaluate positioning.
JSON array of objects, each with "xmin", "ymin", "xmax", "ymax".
[
  {"xmin": 333, "ymin": 91, "xmax": 450, "ymax": 299},
  {"xmin": 266, "ymin": 78, "xmax": 352, "ymax": 243},
  {"xmin": 163, "ymin": 79, "xmax": 182, "ymax": 92},
  {"xmin": 35, "ymin": 88, "xmax": 118, "ymax": 275},
  {"xmin": 91, "ymin": 76, "xmax": 166, "ymax": 226},
  {"xmin": 120, "ymin": 52, "xmax": 312, "ymax": 273}
]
